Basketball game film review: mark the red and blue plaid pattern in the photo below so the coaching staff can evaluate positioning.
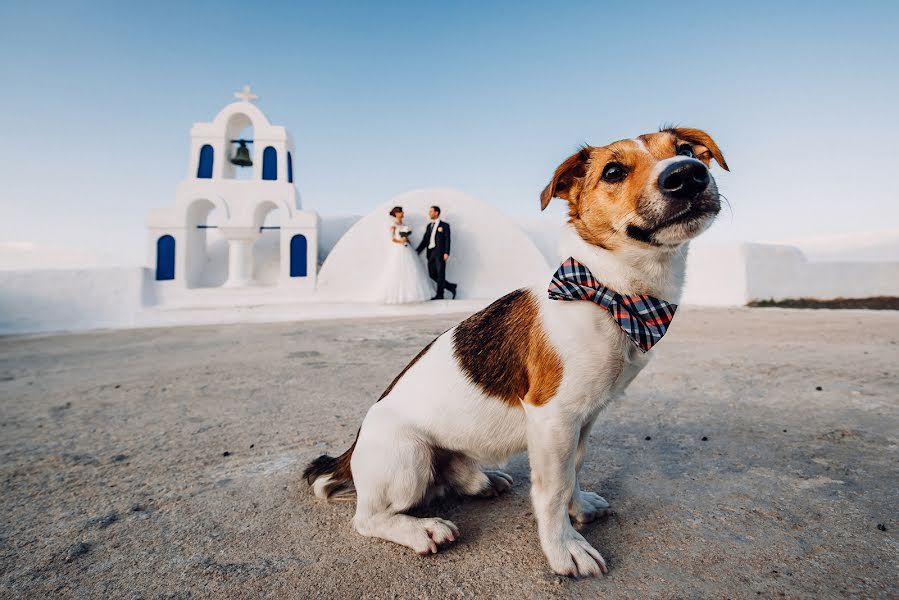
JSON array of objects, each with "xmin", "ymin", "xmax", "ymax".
[{"xmin": 548, "ymin": 257, "xmax": 678, "ymax": 353}]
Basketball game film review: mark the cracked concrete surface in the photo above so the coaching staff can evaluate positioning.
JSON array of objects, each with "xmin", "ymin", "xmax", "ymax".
[{"xmin": 1, "ymin": 307, "xmax": 897, "ymax": 598}]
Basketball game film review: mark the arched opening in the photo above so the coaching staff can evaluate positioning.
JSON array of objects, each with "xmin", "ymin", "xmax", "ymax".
[
  {"xmin": 224, "ymin": 113, "xmax": 255, "ymax": 181},
  {"xmin": 185, "ymin": 199, "xmax": 229, "ymax": 288},
  {"xmin": 287, "ymin": 151, "xmax": 294, "ymax": 183},
  {"xmin": 262, "ymin": 146, "xmax": 278, "ymax": 181},
  {"xmin": 156, "ymin": 235, "xmax": 175, "ymax": 280},
  {"xmin": 290, "ymin": 235, "xmax": 308, "ymax": 277},
  {"xmin": 196, "ymin": 145, "xmax": 214, "ymax": 179},
  {"xmin": 252, "ymin": 202, "xmax": 281, "ymax": 286}
]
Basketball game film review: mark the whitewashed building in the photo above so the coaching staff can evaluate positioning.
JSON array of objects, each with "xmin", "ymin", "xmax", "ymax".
[
  {"xmin": 2, "ymin": 87, "xmax": 897, "ymax": 335},
  {"xmin": 318, "ymin": 188, "xmax": 549, "ymax": 301},
  {"xmin": 146, "ymin": 86, "xmax": 318, "ymax": 293}
]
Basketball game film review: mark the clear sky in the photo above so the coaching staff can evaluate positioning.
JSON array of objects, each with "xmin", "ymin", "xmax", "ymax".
[{"xmin": 1, "ymin": 1, "xmax": 897, "ymax": 267}]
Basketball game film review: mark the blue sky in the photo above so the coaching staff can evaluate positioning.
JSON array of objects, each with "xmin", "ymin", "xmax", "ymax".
[{"xmin": 1, "ymin": 1, "xmax": 897, "ymax": 266}]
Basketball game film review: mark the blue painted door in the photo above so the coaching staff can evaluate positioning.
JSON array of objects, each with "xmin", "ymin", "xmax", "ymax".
[
  {"xmin": 196, "ymin": 145, "xmax": 214, "ymax": 179},
  {"xmin": 156, "ymin": 235, "xmax": 175, "ymax": 280},
  {"xmin": 262, "ymin": 146, "xmax": 277, "ymax": 180},
  {"xmin": 290, "ymin": 234, "xmax": 307, "ymax": 277}
]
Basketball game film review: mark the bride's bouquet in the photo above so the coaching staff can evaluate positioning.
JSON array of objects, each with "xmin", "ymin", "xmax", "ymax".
[{"xmin": 396, "ymin": 224, "xmax": 412, "ymax": 240}]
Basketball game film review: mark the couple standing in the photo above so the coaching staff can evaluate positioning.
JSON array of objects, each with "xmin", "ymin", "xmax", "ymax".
[{"xmin": 378, "ymin": 205, "xmax": 458, "ymax": 304}]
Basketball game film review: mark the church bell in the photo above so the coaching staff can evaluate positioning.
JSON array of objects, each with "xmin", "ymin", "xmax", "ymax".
[{"xmin": 230, "ymin": 140, "xmax": 253, "ymax": 167}]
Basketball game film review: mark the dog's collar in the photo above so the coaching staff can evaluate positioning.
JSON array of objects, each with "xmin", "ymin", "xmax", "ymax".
[{"xmin": 547, "ymin": 257, "xmax": 678, "ymax": 352}]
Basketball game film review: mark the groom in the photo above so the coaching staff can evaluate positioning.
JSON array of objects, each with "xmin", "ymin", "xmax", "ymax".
[{"xmin": 416, "ymin": 205, "xmax": 458, "ymax": 300}]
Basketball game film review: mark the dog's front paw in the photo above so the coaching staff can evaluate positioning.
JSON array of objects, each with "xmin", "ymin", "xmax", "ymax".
[
  {"xmin": 569, "ymin": 490, "xmax": 611, "ymax": 524},
  {"xmin": 545, "ymin": 530, "xmax": 608, "ymax": 577}
]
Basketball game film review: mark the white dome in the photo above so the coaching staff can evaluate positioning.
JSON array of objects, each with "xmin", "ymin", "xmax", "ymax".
[{"xmin": 317, "ymin": 188, "xmax": 549, "ymax": 300}]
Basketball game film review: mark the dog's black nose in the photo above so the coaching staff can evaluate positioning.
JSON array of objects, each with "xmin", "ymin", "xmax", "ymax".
[{"xmin": 658, "ymin": 160, "xmax": 710, "ymax": 198}]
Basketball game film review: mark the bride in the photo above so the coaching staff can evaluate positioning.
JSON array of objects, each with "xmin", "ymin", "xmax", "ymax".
[{"xmin": 374, "ymin": 206, "xmax": 433, "ymax": 304}]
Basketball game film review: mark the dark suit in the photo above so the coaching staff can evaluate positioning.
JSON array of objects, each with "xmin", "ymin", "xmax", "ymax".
[{"xmin": 416, "ymin": 220, "xmax": 457, "ymax": 299}]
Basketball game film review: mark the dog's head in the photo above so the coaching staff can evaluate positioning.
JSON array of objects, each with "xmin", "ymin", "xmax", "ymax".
[{"xmin": 541, "ymin": 128, "xmax": 729, "ymax": 249}]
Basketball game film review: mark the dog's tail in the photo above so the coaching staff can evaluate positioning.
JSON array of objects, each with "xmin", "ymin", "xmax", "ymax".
[{"xmin": 302, "ymin": 435, "xmax": 356, "ymax": 500}]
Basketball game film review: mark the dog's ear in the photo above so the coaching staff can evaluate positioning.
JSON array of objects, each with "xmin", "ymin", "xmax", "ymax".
[
  {"xmin": 540, "ymin": 147, "xmax": 592, "ymax": 211},
  {"xmin": 668, "ymin": 128, "xmax": 729, "ymax": 171}
]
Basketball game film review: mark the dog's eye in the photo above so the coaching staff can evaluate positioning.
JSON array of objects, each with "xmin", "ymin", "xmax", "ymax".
[
  {"xmin": 601, "ymin": 162, "xmax": 628, "ymax": 183},
  {"xmin": 677, "ymin": 144, "xmax": 695, "ymax": 158}
]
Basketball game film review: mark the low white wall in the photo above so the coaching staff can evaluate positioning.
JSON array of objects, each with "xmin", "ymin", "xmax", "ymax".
[
  {"xmin": 744, "ymin": 245, "xmax": 899, "ymax": 300},
  {"xmin": 0, "ymin": 268, "xmax": 150, "ymax": 335},
  {"xmin": 798, "ymin": 262, "xmax": 899, "ymax": 298},
  {"xmin": 2, "ymin": 241, "xmax": 896, "ymax": 336},
  {"xmin": 681, "ymin": 243, "xmax": 750, "ymax": 306},
  {"xmin": 683, "ymin": 243, "xmax": 899, "ymax": 304}
]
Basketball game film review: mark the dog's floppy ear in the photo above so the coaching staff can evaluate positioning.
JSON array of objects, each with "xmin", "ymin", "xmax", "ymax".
[
  {"xmin": 667, "ymin": 128, "xmax": 729, "ymax": 171},
  {"xmin": 540, "ymin": 147, "xmax": 592, "ymax": 211}
]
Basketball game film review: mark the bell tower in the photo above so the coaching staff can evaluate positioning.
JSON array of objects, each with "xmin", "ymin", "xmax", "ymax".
[{"xmin": 146, "ymin": 86, "xmax": 319, "ymax": 297}]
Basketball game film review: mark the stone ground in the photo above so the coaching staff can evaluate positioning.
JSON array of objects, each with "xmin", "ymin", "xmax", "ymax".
[{"xmin": 0, "ymin": 308, "xmax": 897, "ymax": 599}]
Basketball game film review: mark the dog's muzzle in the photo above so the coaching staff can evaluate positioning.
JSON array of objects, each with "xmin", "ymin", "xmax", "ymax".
[
  {"xmin": 658, "ymin": 159, "xmax": 710, "ymax": 199},
  {"xmin": 627, "ymin": 158, "xmax": 720, "ymax": 244}
]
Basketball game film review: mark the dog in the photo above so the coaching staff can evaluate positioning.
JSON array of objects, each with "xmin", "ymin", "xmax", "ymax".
[{"xmin": 304, "ymin": 127, "xmax": 728, "ymax": 577}]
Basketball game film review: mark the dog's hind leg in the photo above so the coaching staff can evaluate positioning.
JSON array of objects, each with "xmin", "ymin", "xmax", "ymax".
[
  {"xmin": 354, "ymin": 511, "xmax": 459, "ymax": 555},
  {"xmin": 350, "ymin": 422, "xmax": 459, "ymax": 555},
  {"xmin": 443, "ymin": 453, "xmax": 513, "ymax": 498}
]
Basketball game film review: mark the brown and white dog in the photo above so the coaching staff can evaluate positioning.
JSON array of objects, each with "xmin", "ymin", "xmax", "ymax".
[{"xmin": 304, "ymin": 128, "xmax": 728, "ymax": 577}]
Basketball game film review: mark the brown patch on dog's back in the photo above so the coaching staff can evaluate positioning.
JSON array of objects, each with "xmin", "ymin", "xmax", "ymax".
[
  {"xmin": 525, "ymin": 315, "xmax": 564, "ymax": 406},
  {"xmin": 452, "ymin": 289, "xmax": 562, "ymax": 407}
]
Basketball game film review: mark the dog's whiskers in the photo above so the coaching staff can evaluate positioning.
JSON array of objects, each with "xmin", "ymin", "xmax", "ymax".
[
  {"xmin": 601, "ymin": 210, "xmax": 639, "ymax": 246},
  {"xmin": 718, "ymin": 193, "xmax": 734, "ymax": 222}
]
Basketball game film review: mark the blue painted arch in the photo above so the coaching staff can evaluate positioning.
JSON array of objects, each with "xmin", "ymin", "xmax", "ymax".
[
  {"xmin": 287, "ymin": 151, "xmax": 293, "ymax": 183},
  {"xmin": 262, "ymin": 146, "xmax": 277, "ymax": 181},
  {"xmin": 196, "ymin": 145, "xmax": 214, "ymax": 179},
  {"xmin": 290, "ymin": 234, "xmax": 307, "ymax": 277},
  {"xmin": 156, "ymin": 235, "xmax": 175, "ymax": 280}
]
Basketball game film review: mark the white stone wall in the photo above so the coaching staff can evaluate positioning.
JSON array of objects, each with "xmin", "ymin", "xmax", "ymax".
[
  {"xmin": 0, "ymin": 268, "xmax": 150, "ymax": 335},
  {"xmin": 680, "ymin": 244, "xmax": 750, "ymax": 306},
  {"xmin": 2, "ymin": 234, "xmax": 897, "ymax": 336},
  {"xmin": 742, "ymin": 244, "xmax": 899, "ymax": 301},
  {"xmin": 683, "ymin": 243, "xmax": 899, "ymax": 304}
]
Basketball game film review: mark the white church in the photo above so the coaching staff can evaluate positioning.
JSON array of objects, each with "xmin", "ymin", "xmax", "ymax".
[
  {"xmin": 146, "ymin": 86, "xmax": 319, "ymax": 295},
  {"xmin": 143, "ymin": 87, "xmax": 549, "ymax": 309}
]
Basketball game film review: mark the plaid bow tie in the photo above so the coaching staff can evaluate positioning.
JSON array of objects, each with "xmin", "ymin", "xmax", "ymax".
[{"xmin": 548, "ymin": 257, "xmax": 678, "ymax": 353}]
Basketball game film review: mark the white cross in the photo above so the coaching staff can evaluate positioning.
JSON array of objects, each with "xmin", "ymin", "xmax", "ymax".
[{"xmin": 234, "ymin": 84, "xmax": 259, "ymax": 103}]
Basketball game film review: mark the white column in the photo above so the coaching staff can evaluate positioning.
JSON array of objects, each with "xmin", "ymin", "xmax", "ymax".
[{"xmin": 225, "ymin": 239, "xmax": 255, "ymax": 287}]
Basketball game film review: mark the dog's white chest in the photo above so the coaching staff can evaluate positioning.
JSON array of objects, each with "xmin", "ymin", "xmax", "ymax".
[{"xmin": 543, "ymin": 298, "xmax": 650, "ymax": 414}]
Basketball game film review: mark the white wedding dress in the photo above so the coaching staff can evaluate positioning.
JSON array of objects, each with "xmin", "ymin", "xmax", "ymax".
[{"xmin": 374, "ymin": 222, "xmax": 433, "ymax": 304}]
